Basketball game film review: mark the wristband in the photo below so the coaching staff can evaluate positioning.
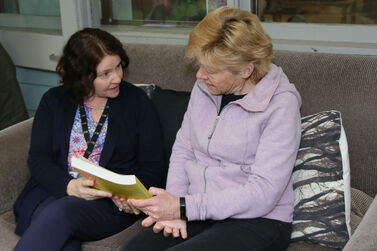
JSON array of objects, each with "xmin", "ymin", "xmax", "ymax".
[{"xmin": 180, "ymin": 197, "xmax": 187, "ymax": 220}]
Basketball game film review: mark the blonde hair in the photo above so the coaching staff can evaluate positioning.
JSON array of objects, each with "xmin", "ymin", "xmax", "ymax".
[{"xmin": 186, "ymin": 6, "xmax": 274, "ymax": 84}]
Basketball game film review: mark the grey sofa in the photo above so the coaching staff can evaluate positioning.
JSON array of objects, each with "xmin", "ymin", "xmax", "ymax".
[{"xmin": 0, "ymin": 43, "xmax": 376, "ymax": 250}]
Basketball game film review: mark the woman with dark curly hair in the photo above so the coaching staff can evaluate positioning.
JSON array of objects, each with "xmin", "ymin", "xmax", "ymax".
[{"xmin": 13, "ymin": 28, "xmax": 166, "ymax": 250}]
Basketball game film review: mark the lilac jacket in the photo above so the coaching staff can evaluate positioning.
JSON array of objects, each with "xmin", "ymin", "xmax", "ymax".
[{"xmin": 166, "ymin": 64, "xmax": 302, "ymax": 223}]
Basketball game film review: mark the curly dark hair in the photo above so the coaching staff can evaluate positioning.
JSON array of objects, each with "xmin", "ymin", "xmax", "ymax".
[{"xmin": 56, "ymin": 28, "xmax": 129, "ymax": 103}]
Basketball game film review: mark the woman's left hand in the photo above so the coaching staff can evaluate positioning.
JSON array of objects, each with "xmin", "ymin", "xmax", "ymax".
[
  {"xmin": 127, "ymin": 187, "xmax": 180, "ymax": 220},
  {"xmin": 153, "ymin": 219, "xmax": 188, "ymax": 239}
]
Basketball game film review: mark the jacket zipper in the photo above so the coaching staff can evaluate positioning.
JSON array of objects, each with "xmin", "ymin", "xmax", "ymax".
[
  {"xmin": 197, "ymin": 84, "xmax": 233, "ymax": 193},
  {"xmin": 203, "ymin": 166, "xmax": 208, "ymax": 193},
  {"xmin": 206, "ymin": 115, "xmax": 220, "ymax": 156}
]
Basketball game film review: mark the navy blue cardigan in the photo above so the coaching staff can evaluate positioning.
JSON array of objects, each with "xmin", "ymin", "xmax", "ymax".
[{"xmin": 14, "ymin": 81, "xmax": 166, "ymax": 235}]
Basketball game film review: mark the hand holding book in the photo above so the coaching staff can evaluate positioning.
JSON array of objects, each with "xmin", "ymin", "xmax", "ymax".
[
  {"xmin": 66, "ymin": 176, "xmax": 112, "ymax": 200},
  {"xmin": 71, "ymin": 156, "xmax": 152, "ymax": 200}
]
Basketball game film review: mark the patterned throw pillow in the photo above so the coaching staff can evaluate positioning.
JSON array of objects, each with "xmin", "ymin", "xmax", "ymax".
[{"xmin": 291, "ymin": 110, "xmax": 351, "ymax": 249}]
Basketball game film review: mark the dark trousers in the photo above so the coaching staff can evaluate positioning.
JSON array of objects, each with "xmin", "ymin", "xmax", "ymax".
[
  {"xmin": 14, "ymin": 196, "xmax": 139, "ymax": 251},
  {"xmin": 120, "ymin": 217, "xmax": 292, "ymax": 251}
]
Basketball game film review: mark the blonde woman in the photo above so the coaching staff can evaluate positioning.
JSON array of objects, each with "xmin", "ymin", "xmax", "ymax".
[{"xmin": 121, "ymin": 6, "xmax": 301, "ymax": 251}]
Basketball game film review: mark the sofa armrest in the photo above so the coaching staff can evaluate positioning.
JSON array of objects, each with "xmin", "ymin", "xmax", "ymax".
[
  {"xmin": 0, "ymin": 118, "xmax": 33, "ymax": 214},
  {"xmin": 344, "ymin": 194, "xmax": 377, "ymax": 250}
]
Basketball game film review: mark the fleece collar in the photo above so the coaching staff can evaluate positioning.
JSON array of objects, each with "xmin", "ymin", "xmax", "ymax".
[{"xmin": 198, "ymin": 64, "xmax": 283, "ymax": 112}]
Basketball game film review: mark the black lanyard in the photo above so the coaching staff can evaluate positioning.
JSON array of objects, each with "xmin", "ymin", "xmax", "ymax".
[{"xmin": 79, "ymin": 101, "xmax": 109, "ymax": 159}]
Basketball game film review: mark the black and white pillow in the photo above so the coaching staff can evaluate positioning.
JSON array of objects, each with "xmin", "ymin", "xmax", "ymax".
[{"xmin": 291, "ymin": 110, "xmax": 351, "ymax": 249}]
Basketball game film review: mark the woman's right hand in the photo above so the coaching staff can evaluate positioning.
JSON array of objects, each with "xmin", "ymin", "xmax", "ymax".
[
  {"xmin": 66, "ymin": 177, "xmax": 112, "ymax": 200},
  {"xmin": 112, "ymin": 195, "xmax": 141, "ymax": 215}
]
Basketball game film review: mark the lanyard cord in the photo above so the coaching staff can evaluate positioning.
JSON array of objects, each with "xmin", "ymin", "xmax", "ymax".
[{"xmin": 79, "ymin": 101, "xmax": 109, "ymax": 159}]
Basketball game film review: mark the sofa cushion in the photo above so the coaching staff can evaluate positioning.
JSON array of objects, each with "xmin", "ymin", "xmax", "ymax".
[
  {"xmin": 150, "ymin": 86, "xmax": 191, "ymax": 161},
  {"xmin": 287, "ymin": 241, "xmax": 338, "ymax": 251},
  {"xmin": 291, "ymin": 110, "xmax": 350, "ymax": 249},
  {"xmin": 82, "ymin": 219, "xmax": 143, "ymax": 251},
  {"xmin": 350, "ymin": 187, "xmax": 373, "ymax": 234},
  {"xmin": 0, "ymin": 211, "xmax": 19, "ymax": 250}
]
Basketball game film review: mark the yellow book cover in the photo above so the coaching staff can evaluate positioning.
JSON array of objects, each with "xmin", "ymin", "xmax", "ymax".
[{"xmin": 71, "ymin": 156, "xmax": 151, "ymax": 199}]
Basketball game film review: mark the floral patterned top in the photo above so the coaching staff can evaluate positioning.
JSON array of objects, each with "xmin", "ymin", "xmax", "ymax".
[{"xmin": 67, "ymin": 104, "xmax": 108, "ymax": 178}]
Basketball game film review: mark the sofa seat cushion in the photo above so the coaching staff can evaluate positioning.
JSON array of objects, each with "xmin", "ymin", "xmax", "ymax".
[
  {"xmin": 1, "ymin": 189, "xmax": 370, "ymax": 250},
  {"xmin": 0, "ymin": 211, "xmax": 19, "ymax": 250},
  {"xmin": 82, "ymin": 219, "xmax": 143, "ymax": 251},
  {"xmin": 350, "ymin": 187, "xmax": 373, "ymax": 234},
  {"xmin": 287, "ymin": 242, "xmax": 338, "ymax": 251}
]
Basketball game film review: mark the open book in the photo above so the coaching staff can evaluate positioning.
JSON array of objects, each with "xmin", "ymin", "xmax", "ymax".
[{"xmin": 71, "ymin": 156, "xmax": 152, "ymax": 199}]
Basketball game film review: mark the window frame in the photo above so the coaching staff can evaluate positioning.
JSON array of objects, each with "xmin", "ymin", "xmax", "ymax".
[
  {"xmin": 0, "ymin": 0, "xmax": 375, "ymax": 71},
  {"xmin": 0, "ymin": 13, "xmax": 61, "ymax": 30}
]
